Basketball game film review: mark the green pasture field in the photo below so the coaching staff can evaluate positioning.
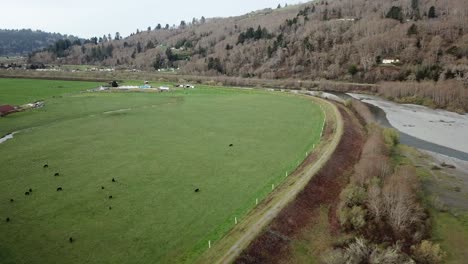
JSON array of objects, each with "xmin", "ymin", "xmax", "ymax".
[
  {"xmin": 0, "ymin": 78, "xmax": 324, "ymax": 263},
  {"xmin": 0, "ymin": 78, "xmax": 101, "ymax": 105}
]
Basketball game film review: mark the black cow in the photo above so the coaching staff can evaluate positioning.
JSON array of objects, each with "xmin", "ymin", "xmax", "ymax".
[
  {"xmin": 29, "ymin": 188, "xmax": 32, "ymax": 193},
  {"xmin": 109, "ymin": 206, "xmax": 112, "ymax": 210},
  {"xmin": 43, "ymin": 164, "xmax": 49, "ymax": 168},
  {"xmin": 101, "ymin": 186, "xmax": 105, "ymax": 190},
  {"xmin": 6, "ymin": 217, "xmax": 10, "ymax": 222},
  {"xmin": 109, "ymin": 195, "xmax": 113, "ymax": 199},
  {"xmin": 10, "ymin": 199, "xmax": 14, "ymax": 202},
  {"xmin": 25, "ymin": 192, "xmax": 30, "ymax": 196},
  {"xmin": 195, "ymin": 188, "xmax": 200, "ymax": 193},
  {"xmin": 229, "ymin": 144, "xmax": 233, "ymax": 147},
  {"xmin": 69, "ymin": 237, "xmax": 73, "ymax": 243},
  {"xmin": 54, "ymin": 173, "xmax": 60, "ymax": 176},
  {"xmin": 57, "ymin": 187, "xmax": 63, "ymax": 191},
  {"xmin": 112, "ymin": 178, "xmax": 116, "ymax": 183}
]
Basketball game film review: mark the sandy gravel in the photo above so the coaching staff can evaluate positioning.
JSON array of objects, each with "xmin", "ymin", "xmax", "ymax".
[{"xmin": 348, "ymin": 93, "xmax": 468, "ymax": 154}]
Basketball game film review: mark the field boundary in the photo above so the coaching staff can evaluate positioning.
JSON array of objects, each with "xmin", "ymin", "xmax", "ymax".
[{"xmin": 195, "ymin": 96, "xmax": 343, "ymax": 264}]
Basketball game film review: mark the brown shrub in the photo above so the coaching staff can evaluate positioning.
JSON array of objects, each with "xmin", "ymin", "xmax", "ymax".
[{"xmin": 382, "ymin": 166, "xmax": 426, "ymax": 238}]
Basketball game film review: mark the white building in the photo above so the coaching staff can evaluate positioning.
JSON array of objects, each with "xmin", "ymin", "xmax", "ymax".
[{"xmin": 382, "ymin": 59, "xmax": 400, "ymax": 64}]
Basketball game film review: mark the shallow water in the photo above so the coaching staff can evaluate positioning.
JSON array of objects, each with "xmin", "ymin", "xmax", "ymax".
[{"xmin": 0, "ymin": 133, "xmax": 15, "ymax": 144}]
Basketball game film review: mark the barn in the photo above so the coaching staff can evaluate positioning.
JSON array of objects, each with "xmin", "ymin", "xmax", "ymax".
[{"xmin": 0, "ymin": 105, "xmax": 16, "ymax": 117}]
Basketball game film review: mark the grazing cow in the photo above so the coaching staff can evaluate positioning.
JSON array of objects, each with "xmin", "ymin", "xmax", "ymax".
[
  {"xmin": 29, "ymin": 188, "xmax": 32, "ymax": 193},
  {"xmin": 54, "ymin": 173, "xmax": 60, "ymax": 176},
  {"xmin": 6, "ymin": 217, "xmax": 10, "ymax": 222},
  {"xmin": 57, "ymin": 187, "xmax": 63, "ymax": 191},
  {"xmin": 109, "ymin": 206, "xmax": 112, "ymax": 210},
  {"xmin": 43, "ymin": 164, "xmax": 48, "ymax": 168},
  {"xmin": 229, "ymin": 144, "xmax": 233, "ymax": 147},
  {"xmin": 10, "ymin": 199, "xmax": 14, "ymax": 202},
  {"xmin": 101, "ymin": 186, "xmax": 105, "ymax": 190},
  {"xmin": 109, "ymin": 195, "xmax": 113, "ymax": 199},
  {"xmin": 112, "ymin": 178, "xmax": 116, "ymax": 182},
  {"xmin": 195, "ymin": 188, "xmax": 200, "ymax": 193},
  {"xmin": 69, "ymin": 237, "xmax": 73, "ymax": 243},
  {"xmin": 25, "ymin": 192, "xmax": 30, "ymax": 196}
]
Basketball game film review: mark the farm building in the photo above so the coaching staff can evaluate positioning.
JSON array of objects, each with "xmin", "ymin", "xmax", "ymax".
[
  {"xmin": 159, "ymin": 86, "xmax": 170, "ymax": 92},
  {"xmin": 0, "ymin": 105, "xmax": 16, "ymax": 117}
]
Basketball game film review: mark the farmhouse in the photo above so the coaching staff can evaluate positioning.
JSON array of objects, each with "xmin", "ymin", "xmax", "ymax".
[{"xmin": 0, "ymin": 105, "xmax": 16, "ymax": 117}]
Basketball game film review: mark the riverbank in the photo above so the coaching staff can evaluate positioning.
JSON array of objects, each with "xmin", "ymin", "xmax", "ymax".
[{"xmin": 348, "ymin": 93, "xmax": 468, "ymax": 155}]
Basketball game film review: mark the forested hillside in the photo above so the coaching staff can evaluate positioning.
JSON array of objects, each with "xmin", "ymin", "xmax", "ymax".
[
  {"xmin": 0, "ymin": 29, "xmax": 79, "ymax": 56},
  {"xmin": 29, "ymin": 1, "xmax": 467, "ymax": 93}
]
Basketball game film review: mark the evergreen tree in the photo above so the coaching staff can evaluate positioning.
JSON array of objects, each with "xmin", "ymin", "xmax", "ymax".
[
  {"xmin": 407, "ymin": 24, "xmax": 418, "ymax": 35},
  {"xmin": 386, "ymin": 6, "xmax": 403, "ymax": 22},
  {"xmin": 146, "ymin": 41, "xmax": 155, "ymax": 50},
  {"xmin": 277, "ymin": 4, "xmax": 282, "ymax": 9},
  {"xmin": 114, "ymin": 32, "xmax": 120, "ymax": 40},
  {"xmin": 156, "ymin": 24, "xmax": 162, "ymax": 30},
  {"xmin": 136, "ymin": 42, "xmax": 142, "ymax": 53},
  {"xmin": 428, "ymin": 6, "xmax": 437, "ymax": 18}
]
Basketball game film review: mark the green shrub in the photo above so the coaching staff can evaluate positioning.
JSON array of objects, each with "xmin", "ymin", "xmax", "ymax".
[
  {"xmin": 339, "ymin": 205, "xmax": 367, "ymax": 230},
  {"xmin": 340, "ymin": 184, "xmax": 367, "ymax": 207},
  {"xmin": 383, "ymin": 128, "xmax": 400, "ymax": 147},
  {"xmin": 411, "ymin": 240, "xmax": 445, "ymax": 264},
  {"xmin": 344, "ymin": 99, "xmax": 352, "ymax": 108}
]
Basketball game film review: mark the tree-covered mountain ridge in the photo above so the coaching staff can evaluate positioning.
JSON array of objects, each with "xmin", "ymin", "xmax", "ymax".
[{"xmin": 0, "ymin": 29, "xmax": 79, "ymax": 56}]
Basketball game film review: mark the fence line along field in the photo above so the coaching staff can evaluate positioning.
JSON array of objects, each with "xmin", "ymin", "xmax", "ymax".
[{"xmin": 0, "ymin": 78, "xmax": 324, "ymax": 264}]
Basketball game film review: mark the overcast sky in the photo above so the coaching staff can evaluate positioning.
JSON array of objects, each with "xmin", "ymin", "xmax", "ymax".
[{"xmin": 2, "ymin": 0, "xmax": 304, "ymax": 38}]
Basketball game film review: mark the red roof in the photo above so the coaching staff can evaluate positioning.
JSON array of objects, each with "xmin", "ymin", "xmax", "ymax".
[{"xmin": 0, "ymin": 105, "xmax": 16, "ymax": 116}]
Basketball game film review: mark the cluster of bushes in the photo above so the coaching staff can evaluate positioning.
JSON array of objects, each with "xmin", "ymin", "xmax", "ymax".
[
  {"xmin": 324, "ymin": 238, "xmax": 444, "ymax": 264},
  {"xmin": 329, "ymin": 118, "xmax": 444, "ymax": 263}
]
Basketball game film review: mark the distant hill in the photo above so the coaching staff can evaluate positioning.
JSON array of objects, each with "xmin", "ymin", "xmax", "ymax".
[
  {"xmin": 0, "ymin": 29, "xmax": 79, "ymax": 56},
  {"xmin": 30, "ymin": 0, "xmax": 468, "ymax": 85}
]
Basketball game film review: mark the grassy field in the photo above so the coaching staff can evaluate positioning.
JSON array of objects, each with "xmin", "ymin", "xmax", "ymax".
[
  {"xmin": 0, "ymin": 78, "xmax": 324, "ymax": 263},
  {"xmin": 0, "ymin": 78, "xmax": 101, "ymax": 105}
]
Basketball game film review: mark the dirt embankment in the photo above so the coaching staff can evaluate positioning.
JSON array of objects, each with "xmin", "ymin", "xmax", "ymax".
[{"xmin": 235, "ymin": 105, "xmax": 365, "ymax": 263}]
